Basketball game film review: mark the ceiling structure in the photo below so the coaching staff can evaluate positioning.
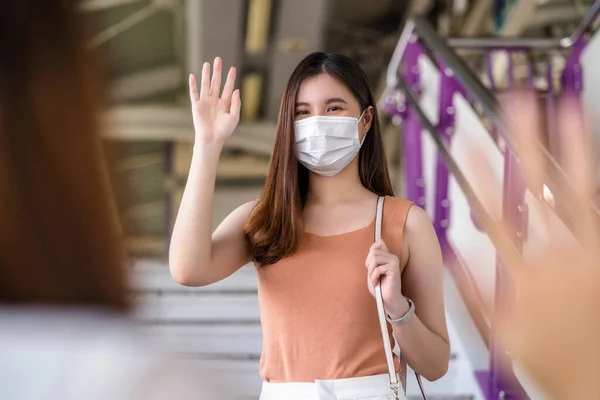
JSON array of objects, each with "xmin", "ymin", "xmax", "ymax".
[{"xmin": 80, "ymin": 0, "xmax": 594, "ymax": 256}]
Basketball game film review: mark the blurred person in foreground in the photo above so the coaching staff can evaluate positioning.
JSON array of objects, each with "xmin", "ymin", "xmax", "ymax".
[
  {"xmin": 471, "ymin": 93, "xmax": 600, "ymax": 399},
  {"xmin": 0, "ymin": 2, "xmax": 226, "ymax": 399}
]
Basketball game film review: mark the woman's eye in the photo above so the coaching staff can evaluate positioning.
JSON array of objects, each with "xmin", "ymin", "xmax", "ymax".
[
  {"xmin": 328, "ymin": 106, "xmax": 341, "ymax": 112},
  {"xmin": 295, "ymin": 110, "xmax": 309, "ymax": 116}
]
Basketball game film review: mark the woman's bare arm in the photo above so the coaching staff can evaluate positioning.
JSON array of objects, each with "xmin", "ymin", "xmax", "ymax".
[
  {"xmin": 168, "ymin": 57, "xmax": 253, "ymax": 286},
  {"xmin": 168, "ymin": 144, "xmax": 255, "ymax": 286},
  {"xmin": 392, "ymin": 206, "xmax": 450, "ymax": 381}
]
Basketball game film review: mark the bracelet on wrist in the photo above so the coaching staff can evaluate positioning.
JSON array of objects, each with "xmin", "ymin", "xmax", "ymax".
[{"xmin": 385, "ymin": 297, "xmax": 415, "ymax": 326}]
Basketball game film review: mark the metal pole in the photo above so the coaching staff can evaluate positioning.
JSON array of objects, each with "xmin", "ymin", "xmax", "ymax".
[
  {"xmin": 432, "ymin": 65, "xmax": 459, "ymax": 240},
  {"xmin": 401, "ymin": 41, "xmax": 426, "ymax": 209},
  {"xmin": 447, "ymin": 37, "xmax": 561, "ymax": 50}
]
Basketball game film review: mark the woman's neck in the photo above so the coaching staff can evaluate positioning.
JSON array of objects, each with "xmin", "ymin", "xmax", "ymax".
[{"xmin": 306, "ymin": 161, "xmax": 372, "ymax": 206}]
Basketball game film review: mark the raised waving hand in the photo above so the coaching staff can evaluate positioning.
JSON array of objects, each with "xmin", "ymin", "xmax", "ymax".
[
  {"xmin": 470, "ymin": 93, "xmax": 600, "ymax": 399},
  {"xmin": 169, "ymin": 57, "xmax": 251, "ymax": 287},
  {"xmin": 189, "ymin": 57, "xmax": 241, "ymax": 145}
]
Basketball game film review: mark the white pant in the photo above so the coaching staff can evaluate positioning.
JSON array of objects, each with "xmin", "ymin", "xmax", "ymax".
[{"xmin": 259, "ymin": 374, "xmax": 406, "ymax": 400}]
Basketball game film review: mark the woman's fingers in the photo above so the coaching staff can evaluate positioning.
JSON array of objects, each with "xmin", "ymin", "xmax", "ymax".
[
  {"xmin": 369, "ymin": 265, "xmax": 392, "ymax": 287},
  {"xmin": 194, "ymin": 58, "xmax": 239, "ymax": 116},
  {"xmin": 505, "ymin": 91, "xmax": 552, "ymax": 228},
  {"xmin": 365, "ymin": 249, "xmax": 395, "ymax": 270},
  {"xmin": 366, "ymin": 259, "xmax": 380, "ymax": 286},
  {"xmin": 229, "ymin": 89, "xmax": 241, "ymax": 118},
  {"xmin": 505, "ymin": 92, "xmax": 545, "ymax": 193},
  {"xmin": 370, "ymin": 239, "xmax": 388, "ymax": 252},
  {"xmin": 210, "ymin": 57, "xmax": 222, "ymax": 98},
  {"xmin": 199, "ymin": 62, "xmax": 211, "ymax": 98},
  {"xmin": 558, "ymin": 97, "xmax": 599, "ymax": 245},
  {"xmin": 366, "ymin": 253, "xmax": 397, "ymax": 287},
  {"xmin": 221, "ymin": 67, "xmax": 237, "ymax": 104},
  {"xmin": 189, "ymin": 74, "xmax": 200, "ymax": 103}
]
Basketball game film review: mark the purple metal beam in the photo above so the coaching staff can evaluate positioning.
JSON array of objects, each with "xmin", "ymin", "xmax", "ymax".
[
  {"xmin": 551, "ymin": 39, "xmax": 587, "ymax": 169},
  {"xmin": 562, "ymin": 39, "xmax": 587, "ymax": 95},
  {"xmin": 432, "ymin": 66, "xmax": 461, "ymax": 240},
  {"xmin": 403, "ymin": 109, "xmax": 425, "ymax": 207},
  {"xmin": 401, "ymin": 40, "xmax": 426, "ymax": 209}
]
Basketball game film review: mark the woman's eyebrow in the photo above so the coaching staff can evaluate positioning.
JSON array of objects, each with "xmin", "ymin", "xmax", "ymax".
[
  {"xmin": 295, "ymin": 98, "xmax": 347, "ymax": 107},
  {"xmin": 325, "ymin": 97, "xmax": 347, "ymax": 104}
]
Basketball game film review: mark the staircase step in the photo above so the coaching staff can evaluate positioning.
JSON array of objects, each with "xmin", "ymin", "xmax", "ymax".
[
  {"xmin": 143, "ymin": 323, "xmax": 262, "ymax": 356},
  {"xmin": 131, "ymin": 261, "xmax": 257, "ymax": 293},
  {"xmin": 134, "ymin": 292, "xmax": 260, "ymax": 322}
]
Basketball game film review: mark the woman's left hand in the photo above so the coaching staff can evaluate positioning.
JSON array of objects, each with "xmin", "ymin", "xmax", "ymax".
[{"xmin": 366, "ymin": 240, "xmax": 410, "ymax": 319}]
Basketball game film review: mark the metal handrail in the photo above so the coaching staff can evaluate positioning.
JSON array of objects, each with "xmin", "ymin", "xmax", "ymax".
[
  {"xmin": 397, "ymin": 76, "xmax": 522, "ymax": 281},
  {"xmin": 446, "ymin": 37, "xmax": 561, "ymax": 50},
  {"xmin": 447, "ymin": 0, "xmax": 600, "ymax": 49},
  {"xmin": 384, "ymin": 14, "xmax": 596, "ymax": 237}
]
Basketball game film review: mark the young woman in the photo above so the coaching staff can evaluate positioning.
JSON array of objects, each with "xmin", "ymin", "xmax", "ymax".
[{"xmin": 170, "ymin": 52, "xmax": 450, "ymax": 399}]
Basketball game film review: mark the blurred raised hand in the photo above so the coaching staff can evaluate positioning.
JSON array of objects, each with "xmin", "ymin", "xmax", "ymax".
[
  {"xmin": 470, "ymin": 92, "xmax": 600, "ymax": 399},
  {"xmin": 189, "ymin": 57, "xmax": 241, "ymax": 145}
]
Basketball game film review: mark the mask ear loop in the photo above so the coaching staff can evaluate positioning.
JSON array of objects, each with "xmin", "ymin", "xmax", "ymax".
[{"xmin": 358, "ymin": 108, "xmax": 369, "ymax": 146}]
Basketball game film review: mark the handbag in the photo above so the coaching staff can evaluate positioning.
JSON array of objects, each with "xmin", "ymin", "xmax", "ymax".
[{"xmin": 373, "ymin": 196, "xmax": 428, "ymax": 400}]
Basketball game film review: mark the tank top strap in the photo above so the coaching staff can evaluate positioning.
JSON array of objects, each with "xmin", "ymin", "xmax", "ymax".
[{"xmin": 381, "ymin": 196, "xmax": 414, "ymax": 262}]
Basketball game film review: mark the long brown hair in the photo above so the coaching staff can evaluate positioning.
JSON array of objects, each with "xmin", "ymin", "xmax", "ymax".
[
  {"xmin": 245, "ymin": 52, "xmax": 394, "ymax": 265},
  {"xmin": 0, "ymin": 2, "xmax": 130, "ymax": 310}
]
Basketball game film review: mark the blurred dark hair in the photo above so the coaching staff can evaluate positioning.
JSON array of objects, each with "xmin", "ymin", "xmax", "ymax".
[
  {"xmin": 245, "ymin": 52, "xmax": 394, "ymax": 265},
  {"xmin": 0, "ymin": 1, "xmax": 130, "ymax": 310}
]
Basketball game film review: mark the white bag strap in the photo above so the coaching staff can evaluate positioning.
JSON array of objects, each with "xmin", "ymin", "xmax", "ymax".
[{"xmin": 374, "ymin": 196, "xmax": 427, "ymax": 400}]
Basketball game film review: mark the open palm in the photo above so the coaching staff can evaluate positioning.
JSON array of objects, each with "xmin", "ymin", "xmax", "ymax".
[{"xmin": 189, "ymin": 57, "xmax": 241, "ymax": 145}]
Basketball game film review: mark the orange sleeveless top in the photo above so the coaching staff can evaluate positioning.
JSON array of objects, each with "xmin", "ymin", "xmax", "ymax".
[{"xmin": 256, "ymin": 196, "xmax": 414, "ymax": 382}]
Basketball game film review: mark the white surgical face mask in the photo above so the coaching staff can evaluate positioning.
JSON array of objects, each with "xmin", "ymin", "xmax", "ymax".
[{"xmin": 294, "ymin": 110, "xmax": 367, "ymax": 177}]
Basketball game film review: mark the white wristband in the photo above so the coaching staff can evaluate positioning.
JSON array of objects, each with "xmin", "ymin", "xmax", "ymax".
[{"xmin": 385, "ymin": 297, "xmax": 415, "ymax": 325}]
